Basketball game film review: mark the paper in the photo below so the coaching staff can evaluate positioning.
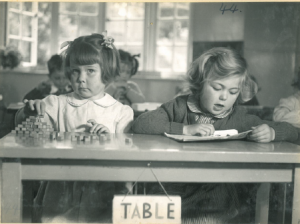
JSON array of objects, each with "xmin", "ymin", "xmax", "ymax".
[{"xmin": 164, "ymin": 130, "xmax": 252, "ymax": 142}]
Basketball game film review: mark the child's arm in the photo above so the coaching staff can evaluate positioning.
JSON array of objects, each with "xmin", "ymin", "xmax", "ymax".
[
  {"xmin": 15, "ymin": 99, "xmax": 46, "ymax": 126},
  {"xmin": 87, "ymin": 119, "xmax": 110, "ymax": 134},
  {"xmin": 183, "ymin": 123, "xmax": 215, "ymax": 136},
  {"xmin": 116, "ymin": 105, "xmax": 134, "ymax": 133},
  {"xmin": 247, "ymin": 124, "xmax": 275, "ymax": 142},
  {"xmin": 23, "ymin": 81, "xmax": 51, "ymax": 101},
  {"xmin": 273, "ymin": 96, "xmax": 300, "ymax": 128},
  {"xmin": 233, "ymin": 109, "xmax": 298, "ymax": 143},
  {"xmin": 125, "ymin": 82, "xmax": 145, "ymax": 104},
  {"xmin": 132, "ymin": 97, "xmax": 187, "ymax": 135}
]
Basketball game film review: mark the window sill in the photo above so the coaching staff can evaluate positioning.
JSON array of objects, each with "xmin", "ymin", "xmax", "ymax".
[{"xmin": 133, "ymin": 71, "xmax": 186, "ymax": 81}]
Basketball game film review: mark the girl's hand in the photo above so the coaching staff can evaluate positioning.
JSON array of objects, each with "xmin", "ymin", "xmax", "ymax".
[
  {"xmin": 114, "ymin": 81, "xmax": 128, "ymax": 89},
  {"xmin": 87, "ymin": 119, "xmax": 110, "ymax": 134},
  {"xmin": 183, "ymin": 124, "xmax": 215, "ymax": 136},
  {"xmin": 247, "ymin": 124, "xmax": 275, "ymax": 143},
  {"xmin": 23, "ymin": 99, "xmax": 46, "ymax": 116}
]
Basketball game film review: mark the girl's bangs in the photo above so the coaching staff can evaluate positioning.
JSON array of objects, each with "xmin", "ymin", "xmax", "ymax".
[{"xmin": 71, "ymin": 43, "xmax": 100, "ymax": 65}]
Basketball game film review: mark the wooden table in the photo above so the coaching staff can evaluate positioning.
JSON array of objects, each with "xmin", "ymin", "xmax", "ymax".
[{"xmin": 0, "ymin": 133, "xmax": 300, "ymax": 223}]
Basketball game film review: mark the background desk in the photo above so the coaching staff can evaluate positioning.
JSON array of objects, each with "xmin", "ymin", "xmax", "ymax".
[{"xmin": 0, "ymin": 133, "xmax": 300, "ymax": 223}]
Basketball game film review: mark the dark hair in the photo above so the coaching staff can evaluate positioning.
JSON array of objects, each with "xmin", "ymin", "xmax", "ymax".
[
  {"xmin": 118, "ymin": 49, "xmax": 140, "ymax": 76},
  {"xmin": 187, "ymin": 47, "xmax": 258, "ymax": 104},
  {"xmin": 47, "ymin": 54, "xmax": 63, "ymax": 75},
  {"xmin": 61, "ymin": 33, "xmax": 120, "ymax": 85}
]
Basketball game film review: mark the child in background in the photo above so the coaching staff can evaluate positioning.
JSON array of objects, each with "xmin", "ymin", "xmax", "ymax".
[
  {"xmin": 23, "ymin": 54, "xmax": 72, "ymax": 100},
  {"xmin": 132, "ymin": 47, "xmax": 298, "ymax": 223},
  {"xmin": 273, "ymin": 67, "xmax": 300, "ymax": 128},
  {"xmin": 16, "ymin": 33, "xmax": 133, "ymax": 222},
  {"xmin": 105, "ymin": 49, "xmax": 145, "ymax": 106}
]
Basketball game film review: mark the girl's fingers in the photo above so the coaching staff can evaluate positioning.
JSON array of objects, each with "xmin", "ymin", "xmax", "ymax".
[
  {"xmin": 40, "ymin": 102, "xmax": 46, "ymax": 115},
  {"xmin": 35, "ymin": 101, "xmax": 41, "ymax": 115},
  {"xmin": 87, "ymin": 119, "xmax": 96, "ymax": 125},
  {"xmin": 90, "ymin": 124, "xmax": 101, "ymax": 133},
  {"xmin": 28, "ymin": 100, "xmax": 35, "ymax": 111},
  {"xmin": 97, "ymin": 126, "xmax": 109, "ymax": 134}
]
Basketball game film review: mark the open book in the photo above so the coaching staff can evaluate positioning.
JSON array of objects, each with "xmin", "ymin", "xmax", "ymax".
[{"xmin": 164, "ymin": 130, "xmax": 252, "ymax": 142}]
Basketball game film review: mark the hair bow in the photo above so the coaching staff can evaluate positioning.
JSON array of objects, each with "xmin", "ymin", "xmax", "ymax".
[
  {"xmin": 100, "ymin": 30, "xmax": 114, "ymax": 49},
  {"xmin": 60, "ymin": 41, "xmax": 72, "ymax": 50}
]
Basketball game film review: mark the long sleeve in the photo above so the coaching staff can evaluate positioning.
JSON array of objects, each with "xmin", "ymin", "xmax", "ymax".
[
  {"xmin": 217, "ymin": 108, "xmax": 299, "ymax": 142},
  {"xmin": 126, "ymin": 81, "xmax": 145, "ymax": 104},
  {"xmin": 132, "ymin": 96, "xmax": 187, "ymax": 135},
  {"xmin": 273, "ymin": 93, "xmax": 300, "ymax": 128},
  {"xmin": 116, "ymin": 105, "xmax": 134, "ymax": 133}
]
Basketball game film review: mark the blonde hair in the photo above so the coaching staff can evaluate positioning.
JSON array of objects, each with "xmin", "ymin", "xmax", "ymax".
[{"xmin": 187, "ymin": 47, "xmax": 258, "ymax": 104}]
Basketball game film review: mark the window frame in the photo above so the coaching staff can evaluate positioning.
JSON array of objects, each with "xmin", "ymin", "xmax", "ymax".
[
  {"xmin": 5, "ymin": 2, "xmax": 191, "ymax": 77},
  {"xmin": 6, "ymin": 2, "xmax": 38, "ymax": 67}
]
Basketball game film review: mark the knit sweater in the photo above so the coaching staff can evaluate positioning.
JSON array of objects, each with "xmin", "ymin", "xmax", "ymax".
[{"xmin": 132, "ymin": 95, "xmax": 298, "ymax": 142}]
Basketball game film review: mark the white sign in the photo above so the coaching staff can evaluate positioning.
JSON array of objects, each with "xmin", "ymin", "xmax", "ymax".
[{"xmin": 113, "ymin": 195, "xmax": 181, "ymax": 224}]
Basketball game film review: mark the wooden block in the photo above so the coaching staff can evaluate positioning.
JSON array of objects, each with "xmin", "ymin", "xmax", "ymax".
[
  {"xmin": 11, "ymin": 130, "xmax": 17, "ymax": 134},
  {"xmin": 84, "ymin": 136, "xmax": 91, "ymax": 142},
  {"xmin": 125, "ymin": 138, "xmax": 131, "ymax": 144}
]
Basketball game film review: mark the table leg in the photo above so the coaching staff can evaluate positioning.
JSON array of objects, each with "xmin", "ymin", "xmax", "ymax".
[
  {"xmin": 255, "ymin": 183, "xmax": 270, "ymax": 224},
  {"xmin": 292, "ymin": 165, "xmax": 300, "ymax": 224},
  {"xmin": 1, "ymin": 160, "xmax": 22, "ymax": 223},
  {"xmin": 0, "ymin": 159, "xmax": 2, "ymax": 221}
]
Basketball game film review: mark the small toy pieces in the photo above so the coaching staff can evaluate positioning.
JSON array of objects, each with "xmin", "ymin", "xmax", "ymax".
[
  {"xmin": 70, "ymin": 133, "xmax": 100, "ymax": 142},
  {"xmin": 12, "ymin": 115, "xmax": 54, "ymax": 139}
]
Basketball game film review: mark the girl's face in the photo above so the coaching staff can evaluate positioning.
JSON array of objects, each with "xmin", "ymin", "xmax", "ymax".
[
  {"xmin": 115, "ymin": 62, "xmax": 132, "ymax": 82},
  {"xmin": 49, "ymin": 70, "xmax": 69, "ymax": 90},
  {"xmin": 69, "ymin": 60, "xmax": 105, "ymax": 100},
  {"xmin": 199, "ymin": 76, "xmax": 241, "ymax": 115}
]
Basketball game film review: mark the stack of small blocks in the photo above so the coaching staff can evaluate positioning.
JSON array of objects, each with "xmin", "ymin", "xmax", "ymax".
[
  {"xmin": 12, "ymin": 115, "xmax": 54, "ymax": 139},
  {"xmin": 11, "ymin": 115, "xmax": 131, "ymax": 145}
]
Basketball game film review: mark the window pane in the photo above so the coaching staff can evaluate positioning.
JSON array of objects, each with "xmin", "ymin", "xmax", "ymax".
[
  {"xmin": 80, "ymin": 16, "xmax": 96, "ymax": 36},
  {"xmin": 106, "ymin": 21, "xmax": 126, "ymax": 44},
  {"xmin": 176, "ymin": 3, "xmax": 189, "ymax": 17},
  {"xmin": 60, "ymin": 2, "xmax": 77, "ymax": 13},
  {"xmin": 22, "ymin": 15, "xmax": 32, "ymax": 38},
  {"xmin": 173, "ymin": 47, "xmax": 187, "ymax": 72},
  {"xmin": 21, "ymin": 41, "xmax": 31, "ymax": 63},
  {"xmin": 8, "ymin": 12, "xmax": 20, "ymax": 36},
  {"xmin": 9, "ymin": 2, "xmax": 20, "ymax": 10},
  {"xmin": 80, "ymin": 2, "xmax": 97, "ymax": 14},
  {"xmin": 175, "ymin": 20, "xmax": 188, "ymax": 44},
  {"xmin": 158, "ymin": 3, "xmax": 174, "ymax": 18},
  {"xmin": 157, "ymin": 21, "xmax": 173, "ymax": 45},
  {"xmin": 7, "ymin": 39, "xmax": 20, "ymax": 49},
  {"xmin": 126, "ymin": 21, "xmax": 143, "ymax": 44},
  {"xmin": 59, "ymin": 15, "xmax": 78, "ymax": 40},
  {"xmin": 127, "ymin": 3, "xmax": 144, "ymax": 19},
  {"xmin": 106, "ymin": 3, "xmax": 127, "ymax": 19},
  {"xmin": 23, "ymin": 2, "xmax": 33, "ymax": 12},
  {"xmin": 38, "ymin": 2, "xmax": 52, "ymax": 69},
  {"xmin": 156, "ymin": 46, "xmax": 172, "ymax": 70}
]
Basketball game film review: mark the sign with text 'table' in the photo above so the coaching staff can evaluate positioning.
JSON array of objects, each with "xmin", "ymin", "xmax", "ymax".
[{"xmin": 113, "ymin": 195, "xmax": 181, "ymax": 224}]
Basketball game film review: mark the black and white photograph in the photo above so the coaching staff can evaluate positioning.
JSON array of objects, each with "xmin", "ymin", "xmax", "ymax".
[{"xmin": 0, "ymin": 1, "xmax": 300, "ymax": 224}]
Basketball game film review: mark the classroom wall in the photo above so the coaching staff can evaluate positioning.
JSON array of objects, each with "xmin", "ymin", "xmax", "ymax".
[
  {"xmin": 0, "ymin": 3, "xmax": 299, "ymax": 107},
  {"xmin": 243, "ymin": 2, "xmax": 300, "ymax": 107}
]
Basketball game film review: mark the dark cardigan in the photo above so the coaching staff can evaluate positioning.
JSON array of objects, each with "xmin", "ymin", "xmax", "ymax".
[{"xmin": 132, "ymin": 95, "xmax": 298, "ymax": 142}]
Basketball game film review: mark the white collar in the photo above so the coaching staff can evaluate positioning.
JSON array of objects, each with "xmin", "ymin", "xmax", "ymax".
[{"xmin": 66, "ymin": 92, "xmax": 117, "ymax": 107}]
